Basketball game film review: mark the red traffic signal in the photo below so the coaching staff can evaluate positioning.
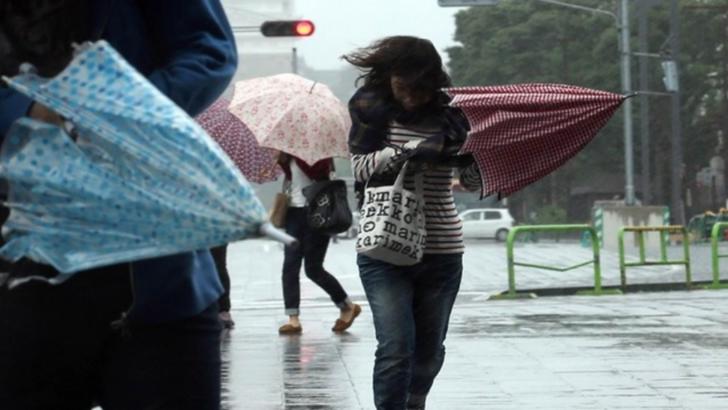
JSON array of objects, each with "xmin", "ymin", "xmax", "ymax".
[{"xmin": 260, "ymin": 20, "xmax": 315, "ymax": 37}]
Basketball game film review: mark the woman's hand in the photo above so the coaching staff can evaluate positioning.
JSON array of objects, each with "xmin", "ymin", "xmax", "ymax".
[{"xmin": 28, "ymin": 103, "xmax": 63, "ymax": 126}]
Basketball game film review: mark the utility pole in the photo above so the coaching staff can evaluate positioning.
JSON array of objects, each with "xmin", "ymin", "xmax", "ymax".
[
  {"xmin": 638, "ymin": 1, "xmax": 651, "ymax": 205},
  {"xmin": 619, "ymin": 0, "xmax": 635, "ymax": 205},
  {"xmin": 669, "ymin": 0, "xmax": 685, "ymax": 224}
]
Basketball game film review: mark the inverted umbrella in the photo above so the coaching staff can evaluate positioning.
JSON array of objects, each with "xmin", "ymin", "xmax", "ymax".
[
  {"xmin": 228, "ymin": 73, "xmax": 350, "ymax": 165},
  {"xmin": 0, "ymin": 41, "xmax": 291, "ymax": 278},
  {"xmin": 445, "ymin": 83, "xmax": 626, "ymax": 197},
  {"xmin": 196, "ymin": 98, "xmax": 281, "ymax": 184}
]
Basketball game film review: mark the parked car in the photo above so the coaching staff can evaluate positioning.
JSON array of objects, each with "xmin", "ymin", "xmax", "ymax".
[{"xmin": 459, "ymin": 208, "xmax": 515, "ymax": 241}]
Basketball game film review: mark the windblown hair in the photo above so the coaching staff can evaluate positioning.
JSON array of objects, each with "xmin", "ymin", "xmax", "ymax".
[
  {"xmin": 342, "ymin": 36, "xmax": 451, "ymax": 99},
  {"xmin": 0, "ymin": 0, "xmax": 90, "ymax": 77}
]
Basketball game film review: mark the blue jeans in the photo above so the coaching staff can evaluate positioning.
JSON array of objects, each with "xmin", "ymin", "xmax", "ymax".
[{"xmin": 358, "ymin": 253, "xmax": 463, "ymax": 410}]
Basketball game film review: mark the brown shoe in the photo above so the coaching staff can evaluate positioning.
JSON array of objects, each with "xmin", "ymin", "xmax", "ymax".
[
  {"xmin": 278, "ymin": 323, "xmax": 302, "ymax": 335},
  {"xmin": 332, "ymin": 303, "xmax": 361, "ymax": 333}
]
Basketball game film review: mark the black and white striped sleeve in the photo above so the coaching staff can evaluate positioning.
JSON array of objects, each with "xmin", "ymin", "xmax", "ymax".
[{"xmin": 459, "ymin": 163, "xmax": 482, "ymax": 192}]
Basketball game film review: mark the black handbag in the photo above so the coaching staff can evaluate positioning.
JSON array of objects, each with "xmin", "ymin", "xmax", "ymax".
[{"xmin": 302, "ymin": 179, "xmax": 352, "ymax": 235}]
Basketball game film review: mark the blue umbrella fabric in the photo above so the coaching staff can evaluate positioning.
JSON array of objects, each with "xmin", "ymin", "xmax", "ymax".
[{"xmin": 0, "ymin": 41, "xmax": 267, "ymax": 276}]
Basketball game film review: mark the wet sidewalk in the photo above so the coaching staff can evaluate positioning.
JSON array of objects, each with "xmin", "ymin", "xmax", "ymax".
[{"xmin": 221, "ymin": 239, "xmax": 728, "ymax": 409}]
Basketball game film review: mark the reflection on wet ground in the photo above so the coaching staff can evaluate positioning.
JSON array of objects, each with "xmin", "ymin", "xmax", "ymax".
[{"xmin": 218, "ymin": 239, "xmax": 728, "ymax": 409}]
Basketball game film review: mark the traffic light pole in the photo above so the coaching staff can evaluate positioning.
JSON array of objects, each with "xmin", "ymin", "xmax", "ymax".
[{"xmin": 292, "ymin": 47, "xmax": 298, "ymax": 74}]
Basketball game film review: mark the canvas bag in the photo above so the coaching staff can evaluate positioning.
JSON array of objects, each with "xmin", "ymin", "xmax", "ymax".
[{"xmin": 356, "ymin": 162, "xmax": 426, "ymax": 265}]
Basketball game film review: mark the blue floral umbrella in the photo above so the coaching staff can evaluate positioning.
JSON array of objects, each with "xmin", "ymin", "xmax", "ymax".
[{"xmin": 0, "ymin": 41, "xmax": 279, "ymax": 277}]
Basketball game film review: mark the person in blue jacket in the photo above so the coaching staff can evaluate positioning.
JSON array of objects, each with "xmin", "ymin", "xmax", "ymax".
[{"xmin": 0, "ymin": 1, "xmax": 237, "ymax": 409}]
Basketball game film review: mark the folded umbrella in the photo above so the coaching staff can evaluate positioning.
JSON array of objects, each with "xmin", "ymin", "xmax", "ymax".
[
  {"xmin": 445, "ymin": 83, "xmax": 626, "ymax": 197},
  {"xmin": 196, "ymin": 97, "xmax": 281, "ymax": 184},
  {"xmin": 0, "ymin": 41, "xmax": 289, "ymax": 278},
  {"xmin": 228, "ymin": 73, "xmax": 350, "ymax": 165}
]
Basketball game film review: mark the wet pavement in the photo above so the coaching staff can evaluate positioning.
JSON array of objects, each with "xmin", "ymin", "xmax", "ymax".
[{"xmin": 221, "ymin": 239, "xmax": 728, "ymax": 409}]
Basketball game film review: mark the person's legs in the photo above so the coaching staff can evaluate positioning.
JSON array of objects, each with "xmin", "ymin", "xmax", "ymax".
[
  {"xmin": 281, "ymin": 207, "xmax": 306, "ymax": 331},
  {"xmin": 0, "ymin": 264, "xmax": 131, "ymax": 410},
  {"xmin": 407, "ymin": 254, "xmax": 463, "ymax": 409},
  {"xmin": 302, "ymin": 226, "xmax": 360, "ymax": 329},
  {"xmin": 302, "ymin": 227, "xmax": 349, "ymax": 306},
  {"xmin": 358, "ymin": 254, "xmax": 416, "ymax": 410},
  {"xmin": 210, "ymin": 245, "xmax": 233, "ymax": 328},
  {"xmin": 98, "ymin": 303, "xmax": 222, "ymax": 410}
]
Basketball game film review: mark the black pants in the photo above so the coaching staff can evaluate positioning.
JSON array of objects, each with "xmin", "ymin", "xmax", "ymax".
[
  {"xmin": 0, "ymin": 266, "xmax": 222, "ymax": 410},
  {"xmin": 282, "ymin": 207, "xmax": 348, "ymax": 315},
  {"xmin": 210, "ymin": 245, "xmax": 231, "ymax": 312}
]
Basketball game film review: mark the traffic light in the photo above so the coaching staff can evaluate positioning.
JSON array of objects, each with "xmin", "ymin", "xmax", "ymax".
[{"xmin": 260, "ymin": 20, "xmax": 315, "ymax": 37}]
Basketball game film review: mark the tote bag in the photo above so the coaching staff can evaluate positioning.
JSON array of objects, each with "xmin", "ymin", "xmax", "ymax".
[
  {"xmin": 302, "ymin": 179, "xmax": 352, "ymax": 235},
  {"xmin": 356, "ymin": 163, "xmax": 426, "ymax": 265}
]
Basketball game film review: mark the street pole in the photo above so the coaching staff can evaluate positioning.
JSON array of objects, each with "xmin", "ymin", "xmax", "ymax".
[
  {"xmin": 619, "ymin": 0, "xmax": 635, "ymax": 206},
  {"xmin": 669, "ymin": 0, "xmax": 685, "ymax": 224},
  {"xmin": 292, "ymin": 47, "xmax": 298, "ymax": 74},
  {"xmin": 638, "ymin": 2, "xmax": 651, "ymax": 205}
]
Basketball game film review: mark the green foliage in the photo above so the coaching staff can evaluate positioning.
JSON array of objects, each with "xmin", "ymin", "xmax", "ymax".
[{"xmin": 530, "ymin": 204, "xmax": 568, "ymax": 225}]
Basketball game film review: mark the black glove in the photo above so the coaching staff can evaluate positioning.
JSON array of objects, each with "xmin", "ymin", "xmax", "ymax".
[{"xmin": 438, "ymin": 153, "xmax": 475, "ymax": 169}]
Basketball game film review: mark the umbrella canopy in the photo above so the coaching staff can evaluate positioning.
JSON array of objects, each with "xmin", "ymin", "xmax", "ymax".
[
  {"xmin": 445, "ymin": 83, "xmax": 626, "ymax": 197},
  {"xmin": 0, "ymin": 41, "xmax": 268, "ymax": 276},
  {"xmin": 227, "ymin": 73, "xmax": 350, "ymax": 165},
  {"xmin": 196, "ymin": 98, "xmax": 281, "ymax": 184}
]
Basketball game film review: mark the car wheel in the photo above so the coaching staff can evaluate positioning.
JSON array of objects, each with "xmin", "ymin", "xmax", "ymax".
[{"xmin": 495, "ymin": 228, "xmax": 509, "ymax": 242}]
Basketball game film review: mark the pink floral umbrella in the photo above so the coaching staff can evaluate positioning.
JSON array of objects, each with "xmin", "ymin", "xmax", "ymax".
[
  {"xmin": 196, "ymin": 98, "xmax": 281, "ymax": 184},
  {"xmin": 227, "ymin": 74, "xmax": 350, "ymax": 165},
  {"xmin": 445, "ymin": 83, "xmax": 627, "ymax": 197}
]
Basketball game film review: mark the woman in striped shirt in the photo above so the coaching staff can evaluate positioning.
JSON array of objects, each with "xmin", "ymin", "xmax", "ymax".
[{"xmin": 343, "ymin": 36, "xmax": 481, "ymax": 410}]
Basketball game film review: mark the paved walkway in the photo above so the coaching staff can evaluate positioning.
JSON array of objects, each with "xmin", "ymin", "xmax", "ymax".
[{"xmin": 221, "ymin": 239, "xmax": 728, "ymax": 409}]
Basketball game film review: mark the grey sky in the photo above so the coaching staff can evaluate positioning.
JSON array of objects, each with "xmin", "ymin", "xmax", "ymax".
[{"xmin": 292, "ymin": 0, "xmax": 464, "ymax": 70}]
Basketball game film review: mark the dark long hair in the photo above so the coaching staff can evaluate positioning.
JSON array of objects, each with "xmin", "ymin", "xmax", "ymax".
[{"xmin": 342, "ymin": 36, "xmax": 452, "ymax": 101}]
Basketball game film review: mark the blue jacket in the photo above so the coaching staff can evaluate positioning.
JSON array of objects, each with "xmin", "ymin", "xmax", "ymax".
[{"xmin": 0, "ymin": 0, "xmax": 238, "ymax": 322}]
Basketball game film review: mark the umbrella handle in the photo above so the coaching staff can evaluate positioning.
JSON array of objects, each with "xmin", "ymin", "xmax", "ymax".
[{"xmin": 258, "ymin": 222, "xmax": 299, "ymax": 248}]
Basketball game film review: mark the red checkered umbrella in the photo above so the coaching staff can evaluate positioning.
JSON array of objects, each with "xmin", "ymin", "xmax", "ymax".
[
  {"xmin": 196, "ymin": 98, "xmax": 281, "ymax": 184},
  {"xmin": 445, "ymin": 83, "xmax": 626, "ymax": 197}
]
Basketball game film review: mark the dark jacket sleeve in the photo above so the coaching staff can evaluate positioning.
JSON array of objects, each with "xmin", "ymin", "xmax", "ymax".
[
  {"xmin": 137, "ymin": 0, "xmax": 238, "ymax": 117},
  {"xmin": 0, "ymin": 90, "xmax": 33, "ymax": 137}
]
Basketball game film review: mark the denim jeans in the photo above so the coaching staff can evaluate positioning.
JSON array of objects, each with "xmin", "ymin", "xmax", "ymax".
[
  {"xmin": 358, "ymin": 253, "xmax": 463, "ymax": 410},
  {"xmin": 0, "ymin": 266, "xmax": 222, "ymax": 410},
  {"xmin": 282, "ymin": 207, "xmax": 350, "ymax": 315}
]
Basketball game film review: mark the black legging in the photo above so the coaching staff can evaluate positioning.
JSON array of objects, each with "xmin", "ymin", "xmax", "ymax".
[
  {"xmin": 210, "ymin": 245, "xmax": 231, "ymax": 312},
  {"xmin": 281, "ymin": 207, "xmax": 348, "ymax": 314}
]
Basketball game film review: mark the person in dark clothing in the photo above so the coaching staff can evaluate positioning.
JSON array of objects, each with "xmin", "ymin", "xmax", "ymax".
[
  {"xmin": 0, "ymin": 1, "xmax": 237, "ymax": 409},
  {"xmin": 210, "ymin": 245, "xmax": 234, "ymax": 328},
  {"xmin": 277, "ymin": 152, "xmax": 361, "ymax": 335}
]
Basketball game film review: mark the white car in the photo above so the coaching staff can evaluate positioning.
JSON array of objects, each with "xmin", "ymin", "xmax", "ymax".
[{"xmin": 460, "ymin": 208, "xmax": 514, "ymax": 241}]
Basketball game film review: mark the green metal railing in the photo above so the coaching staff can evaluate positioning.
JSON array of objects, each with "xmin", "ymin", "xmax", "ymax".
[
  {"xmin": 618, "ymin": 226, "xmax": 691, "ymax": 289},
  {"xmin": 708, "ymin": 222, "xmax": 728, "ymax": 289},
  {"xmin": 492, "ymin": 224, "xmax": 619, "ymax": 300}
]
